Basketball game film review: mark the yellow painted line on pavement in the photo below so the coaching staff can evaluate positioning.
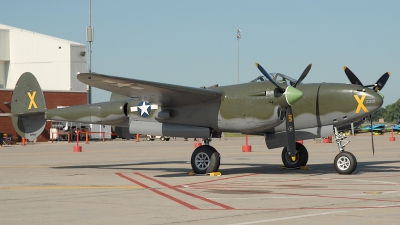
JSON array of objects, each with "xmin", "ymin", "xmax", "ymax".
[
  {"xmin": 0, "ymin": 165, "xmax": 51, "ymax": 168},
  {"xmin": 0, "ymin": 163, "xmax": 187, "ymax": 169},
  {"xmin": 0, "ymin": 186, "xmax": 143, "ymax": 190}
]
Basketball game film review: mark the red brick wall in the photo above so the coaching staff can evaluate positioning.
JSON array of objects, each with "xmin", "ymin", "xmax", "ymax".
[{"xmin": 0, "ymin": 90, "xmax": 87, "ymax": 142}]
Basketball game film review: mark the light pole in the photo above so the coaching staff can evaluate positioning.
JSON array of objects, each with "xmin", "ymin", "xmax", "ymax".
[
  {"xmin": 86, "ymin": 0, "xmax": 94, "ymax": 104},
  {"xmin": 237, "ymin": 29, "xmax": 241, "ymax": 84},
  {"xmin": 237, "ymin": 29, "xmax": 251, "ymax": 152}
]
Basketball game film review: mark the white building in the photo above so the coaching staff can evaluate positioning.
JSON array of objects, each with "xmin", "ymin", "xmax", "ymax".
[
  {"xmin": 0, "ymin": 23, "xmax": 86, "ymax": 91},
  {"xmin": 0, "ymin": 23, "xmax": 88, "ymax": 142}
]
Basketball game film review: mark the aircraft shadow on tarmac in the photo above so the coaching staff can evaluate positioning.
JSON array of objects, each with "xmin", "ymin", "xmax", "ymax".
[{"xmin": 51, "ymin": 160, "xmax": 400, "ymax": 177}]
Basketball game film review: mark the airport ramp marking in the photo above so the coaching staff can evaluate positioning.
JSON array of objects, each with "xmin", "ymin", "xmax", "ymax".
[
  {"xmin": 115, "ymin": 172, "xmax": 234, "ymax": 210},
  {"xmin": 116, "ymin": 172, "xmax": 199, "ymax": 210},
  {"xmin": 0, "ymin": 185, "xmax": 142, "ymax": 190},
  {"xmin": 135, "ymin": 172, "xmax": 234, "ymax": 210}
]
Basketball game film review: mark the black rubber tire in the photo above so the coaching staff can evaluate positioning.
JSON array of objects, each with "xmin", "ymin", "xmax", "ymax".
[
  {"xmin": 334, "ymin": 151, "xmax": 357, "ymax": 174},
  {"xmin": 165, "ymin": 138, "xmax": 170, "ymax": 141},
  {"xmin": 281, "ymin": 142, "xmax": 309, "ymax": 168},
  {"xmin": 160, "ymin": 136, "xmax": 165, "ymax": 141},
  {"xmin": 191, "ymin": 145, "xmax": 220, "ymax": 174},
  {"xmin": 146, "ymin": 137, "xmax": 151, "ymax": 141}
]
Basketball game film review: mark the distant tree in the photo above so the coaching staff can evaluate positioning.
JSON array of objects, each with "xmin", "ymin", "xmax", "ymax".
[
  {"xmin": 371, "ymin": 107, "xmax": 386, "ymax": 122},
  {"xmin": 383, "ymin": 99, "xmax": 400, "ymax": 122}
]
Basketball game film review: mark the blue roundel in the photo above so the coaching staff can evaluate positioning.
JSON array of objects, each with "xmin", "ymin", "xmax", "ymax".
[{"xmin": 137, "ymin": 101, "xmax": 151, "ymax": 117}]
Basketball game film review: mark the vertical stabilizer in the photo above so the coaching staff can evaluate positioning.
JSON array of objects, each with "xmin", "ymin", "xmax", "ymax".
[{"xmin": 11, "ymin": 72, "xmax": 47, "ymax": 141}]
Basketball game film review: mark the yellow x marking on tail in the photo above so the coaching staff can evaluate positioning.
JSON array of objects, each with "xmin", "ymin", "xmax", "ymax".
[
  {"xmin": 354, "ymin": 95, "xmax": 368, "ymax": 114},
  {"xmin": 27, "ymin": 91, "xmax": 37, "ymax": 109}
]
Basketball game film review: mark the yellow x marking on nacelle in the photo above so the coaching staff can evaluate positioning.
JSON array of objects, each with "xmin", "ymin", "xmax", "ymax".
[
  {"xmin": 353, "ymin": 94, "xmax": 369, "ymax": 114},
  {"xmin": 27, "ymin": 91, "xmax": 38, "ymax": 109}
]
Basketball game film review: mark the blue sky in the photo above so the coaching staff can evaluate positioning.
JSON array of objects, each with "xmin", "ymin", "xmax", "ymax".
[{"xmin": 1, "ymin": 0, "xmax": 399, "ymax": 106}]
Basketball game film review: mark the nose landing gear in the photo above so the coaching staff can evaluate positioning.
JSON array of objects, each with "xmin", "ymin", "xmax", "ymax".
[{"xmin": 333, "ymin": 127, "xmax": 357, "ymax": 174}]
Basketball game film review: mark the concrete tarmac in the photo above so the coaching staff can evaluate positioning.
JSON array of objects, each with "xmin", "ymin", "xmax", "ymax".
[{"xmin": 1, "ymin": 134, "xmax": 400, "ymax": 225}]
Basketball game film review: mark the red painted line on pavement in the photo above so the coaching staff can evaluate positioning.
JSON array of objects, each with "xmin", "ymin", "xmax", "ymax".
[
  {"xmin": 179, "ymin": 173, "xmax": 259, "ymax": 187},
  {"xmin": 115, "ymin": 173, "xmax": 199, "ymax": 210},
  {"xmin": 135, "ymin": 172, "xmax": 235, "ymax": 210}
]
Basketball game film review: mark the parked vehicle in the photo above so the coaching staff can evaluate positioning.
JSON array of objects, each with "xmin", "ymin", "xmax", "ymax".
[
  {"xmin": 392, "ymin": 124, "xmax": 400, "ymax": 132},
  {"xmin": 146, "ymin": 135, "xmax": 170, "ymax": 141},
  {"xmin": 355, "ymin": 124, "xmax": 386, "ymax": 134},
  {"xmin": 371, "ymin": 124, "xmax": 386, "ymax": 134},
  {"xmin": 355, "ymin": 125, "xmax": 371, "ymax": 133}
]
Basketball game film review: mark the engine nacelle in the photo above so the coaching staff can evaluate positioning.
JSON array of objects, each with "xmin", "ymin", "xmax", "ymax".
[
  {"xmin": 129, "ymin": 121, "xmax": 210, "ymax": 138},
  {"xmin": 89, "ymin": 101, "xmax": 128, "ymax": 123},
  {"xmin": 265, "ymin": 125, "xmax": 333, "ymax": 149}
]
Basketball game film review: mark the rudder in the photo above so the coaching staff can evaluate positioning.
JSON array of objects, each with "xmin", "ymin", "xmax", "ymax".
[{"xmin": 11, "ymin": 72, "xmax": 47, "ymax": 141}]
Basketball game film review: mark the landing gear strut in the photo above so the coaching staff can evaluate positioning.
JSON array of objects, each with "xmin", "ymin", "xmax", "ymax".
[
  {"xmin": 281, "ymin": 142, "xmax": 309, "ymax": 168},
  {"xmin": 190, "ymin": 138, "xmax": 220, "ymax": 174},
  {"xmin": 333, "ymin": 127, "xmax": 357, "ymax": 174}
]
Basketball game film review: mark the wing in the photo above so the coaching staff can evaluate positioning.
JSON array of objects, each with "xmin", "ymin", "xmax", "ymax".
[{"xmin": 77, "ymin": 73, "xmax": 222, "ymax": 106}]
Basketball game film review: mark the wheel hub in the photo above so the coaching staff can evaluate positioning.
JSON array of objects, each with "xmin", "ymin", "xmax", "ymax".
[
  {"xmin": 337, "ymin": 156, "xmax": 351, "ymax": 170},
  {"xmin": 195, "ymin": 152, "xmax": 210, "ymax": 170},
  {"xmin": 285, "ymin": 151, "xmax": 299, "ymax": 164}
]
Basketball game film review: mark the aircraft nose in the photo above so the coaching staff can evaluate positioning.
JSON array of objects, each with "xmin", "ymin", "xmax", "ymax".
[
  {"xmin": 353, "ymin": 88, "xmax": 383, "ymax": 114},
  {"xmin": 372, "ymin": 90, "xmax": 384, "ymax": 110}
]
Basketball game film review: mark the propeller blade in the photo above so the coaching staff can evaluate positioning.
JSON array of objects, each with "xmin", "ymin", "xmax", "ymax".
[
  {"xmin": 351, "ymin": 122, "xmax": 355, "ymax": 137},
  {"xmin": 369, "ymin": 115, "xmax": 375, "ymax": 156},
  {"xmin": 255, "ymin": 63, "xmax": 285, "ymax": 92},
  {"xmin": 373, "ymin": 72, "xmax": 390, "ymax": 91},
  {"xmin": 285, "ymin": 107, "xmax": 297, "ymax": 160},
  {"xmin": 344, "ymin": 66, "xmax": 363, "ymax": 86},
  {"xmin": 294, "ymin": 64, "xmax": 312, "ymax": 87}
]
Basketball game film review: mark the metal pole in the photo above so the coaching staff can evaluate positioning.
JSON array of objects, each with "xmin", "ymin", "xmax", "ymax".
[
  {"xmin": 237, "ymin": 29, "xmax": 241, "ymax": 84},
  {"xmin": 88, "ymin": 0, "xmax": 91, "ymax": 73},
  {"xmin": 87, "ymin": 0, "xmax": 93, "ymax": 104}
]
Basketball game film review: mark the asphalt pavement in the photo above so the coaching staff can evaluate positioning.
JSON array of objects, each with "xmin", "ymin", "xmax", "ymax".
[{"xmin": 1, "ymin": 134, "xmax": 400, "ymax": 225}]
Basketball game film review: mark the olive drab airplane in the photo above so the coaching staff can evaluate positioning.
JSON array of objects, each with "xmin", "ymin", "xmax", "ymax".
[{"xmin": 11, "ymin": 63, "xmax": 390, "ymax": 175}]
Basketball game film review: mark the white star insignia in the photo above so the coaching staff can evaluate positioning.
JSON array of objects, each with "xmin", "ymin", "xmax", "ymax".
[
  {"xmin": 130, "ymin": 101, "xmax": 158, "ymax": 117},
  {"xmin": 138, "ymin": 102, "xmax": 150, "ymax": 116}
]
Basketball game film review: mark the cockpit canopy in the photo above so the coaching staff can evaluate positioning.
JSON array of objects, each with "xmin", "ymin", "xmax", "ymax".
[{"xmin": 250, "ymin": 73, "xmax": 298, "ymax": 86}]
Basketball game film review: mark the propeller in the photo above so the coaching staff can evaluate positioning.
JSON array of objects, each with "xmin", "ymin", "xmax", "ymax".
[
  {"xmin": 373, "ymin": 72, "xmax": 390, "ymax": 91},
  {"xmin": 256, "ymin": 63, "xmax": 312, "ymax": 161},
  {"xmin": 256, "ymin": 63, "xmax": 285, "ymax": 93},
  {"xmin": 293, "ymin": 64, "xmax": 312, "ymax": 87},
  {"xmin": 344, "ymin": 66, "xmax": 363, "ymax": 86},
  {"xmin": 343, "ymin": 66, "xmax": 388, "ymax": 156},
  {"xmin": 344, "ymin": 66, "xmax": 390, "ymax": 92}
]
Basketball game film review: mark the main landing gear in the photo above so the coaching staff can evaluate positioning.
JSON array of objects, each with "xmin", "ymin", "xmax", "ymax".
[
  {"xmin": 190, "ymin": 138, "xmax": 221, "ymax": 174},
  {"xmin": 333, "ymin": 127, "xmax": 357, "ymax": 174},
  {"xmin": 281, "ymin": 142, "xmax": 309, "ymax": 168}
]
